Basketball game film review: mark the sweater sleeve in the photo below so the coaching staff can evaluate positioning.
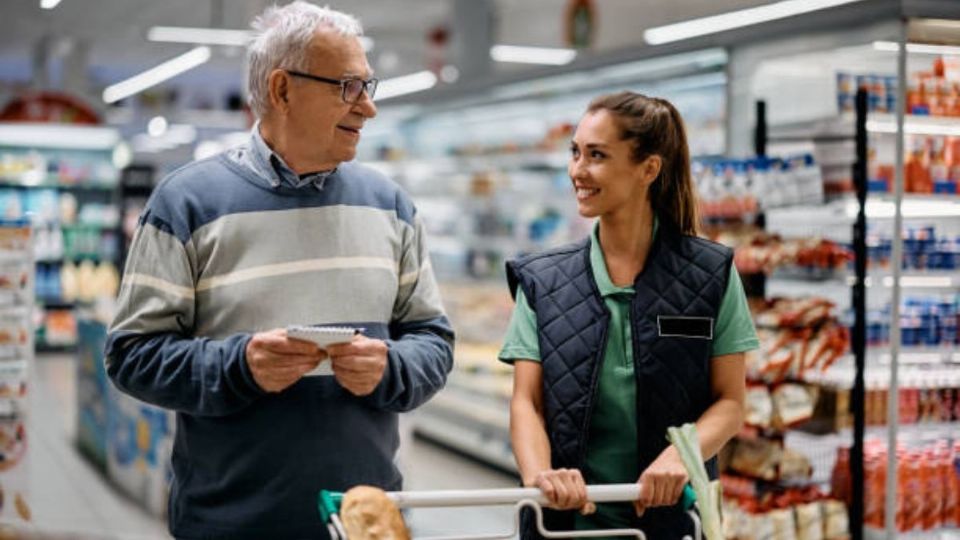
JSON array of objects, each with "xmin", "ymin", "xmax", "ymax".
[
  {"xmin": 105, "ymin": 195, "xmax": 265, "ymax": 417},
  {"xmin": 364, "ymin": 212, "xmax": 454, "ymax": 412}
]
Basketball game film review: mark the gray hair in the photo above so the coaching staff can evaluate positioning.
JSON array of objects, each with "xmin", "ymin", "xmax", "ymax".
[{"xmin": 247, "ymin": 1, "xmax": 363, "ymax": 117}]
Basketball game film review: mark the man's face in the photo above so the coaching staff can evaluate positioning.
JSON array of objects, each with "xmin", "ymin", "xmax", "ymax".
[{"xmin": 284, "ymin": 30, "xmax": 377, "ymax": 169}]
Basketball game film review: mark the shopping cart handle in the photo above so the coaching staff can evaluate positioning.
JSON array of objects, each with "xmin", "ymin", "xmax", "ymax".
[
  {"xmin": 681, "ymin": 484, "xmax": 697, "ymax": 511},
  {"xmin": 318, "ymin": 490, "xmax": 343, "ymax": 524},
  {"xmin": 318, "ymin": 484, "xmax": 696, "ymax": 522}
]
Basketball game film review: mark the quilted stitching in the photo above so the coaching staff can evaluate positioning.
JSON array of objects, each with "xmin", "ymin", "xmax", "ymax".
[{"xmin": 510, "ymin": 231, "xmax": 732, "ymax": 471}]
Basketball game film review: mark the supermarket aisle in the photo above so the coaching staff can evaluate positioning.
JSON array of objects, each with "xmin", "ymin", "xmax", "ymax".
[
  {"xmin": 28, "ymin": 353, "xmax": 168, "ymax": 539},
  {"xmin": 27, "ymin": 353, "xmax": 520, "ymax": 539}
]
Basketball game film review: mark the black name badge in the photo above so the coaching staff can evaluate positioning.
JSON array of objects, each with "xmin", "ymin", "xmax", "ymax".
[{"xmin": 657, "ymin": 316, "xmax": 714, "ymax": 339}]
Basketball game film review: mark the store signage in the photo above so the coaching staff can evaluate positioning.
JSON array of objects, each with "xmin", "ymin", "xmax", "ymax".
[
  {"xmin": 0, "ymin": 92, "xmax": 100, "ymax": 125},
  {"xmin": 565, "ymin": 0, "xmax": 596, "ymax": 49}
]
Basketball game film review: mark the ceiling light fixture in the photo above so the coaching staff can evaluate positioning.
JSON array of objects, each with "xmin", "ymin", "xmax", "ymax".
[
  {"xmin": 644, "ymin": 0, "xmax": 865, "ymax": 45},
  {"xmin": 148, "ymin": 26, "xmax": 250, "ymax": 47},
  {"xmin": 147, "ymin": 26, "xmax": 374, "ymax": 51},
  {"xmin": 490, "ymin": 45, "xmax": 577, "ymax": 65},
  {"xmin": 40, "ymin": 0, "xmax": 62, "ymax": 9},
  {"xmin": 375, "ymin": 70, "xmax": 437, "ymax": 101},
  {"xmin": 102, "ymin": 46, "xmax": 211, "ymax": 104}
]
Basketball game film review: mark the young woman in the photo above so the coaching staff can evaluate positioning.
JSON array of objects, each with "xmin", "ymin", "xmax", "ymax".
[{"xmin": 500, "ymin": 92, "xmax": 758, "ymax": 539}]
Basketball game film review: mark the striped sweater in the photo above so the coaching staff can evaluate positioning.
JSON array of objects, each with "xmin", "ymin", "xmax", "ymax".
[{"xmin": 106, "ymin": 137, "xmax": 454, "ymax": 540}]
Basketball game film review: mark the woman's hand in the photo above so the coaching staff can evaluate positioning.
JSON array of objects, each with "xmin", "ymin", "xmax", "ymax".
[
  {"xmin": 529, "ymin": 468, "xmax": 591, "ymax": 512},
  {"xmin": 634, "ymin": 447, "xmax": 689, "ymax": 517}
]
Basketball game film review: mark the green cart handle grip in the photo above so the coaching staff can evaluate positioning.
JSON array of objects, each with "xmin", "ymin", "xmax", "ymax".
[
  {"xmin": 680, "ymin": 484, "xmax": 697, "ymax": 511},
  {"xmin": 318, "ymin": 490, "xmax": 344, "ymax": 524}
]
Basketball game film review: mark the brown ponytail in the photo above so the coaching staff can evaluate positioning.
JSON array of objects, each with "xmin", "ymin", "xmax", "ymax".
[{"xmin": 586, "ymin": 91, "xmax": 701, "ymax": 236}]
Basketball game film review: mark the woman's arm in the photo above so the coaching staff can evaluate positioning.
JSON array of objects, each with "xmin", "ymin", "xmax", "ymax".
[
  {"xmin": 511, "ymin": 360, "xmax": 587, "ymax": 510},
  {"xmin": 695, "ymin": 352, "xmax": 747, "ymax": 460},
  {"xmin": 510, "ymin": 360, "xmax": 551, "ymax": 485},
  {"xmin": 636, "ymin": 352, "xmax": 746, "ymax": 513}
]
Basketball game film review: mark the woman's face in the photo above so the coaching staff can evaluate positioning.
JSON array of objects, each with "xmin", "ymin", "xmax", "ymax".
[{"xmin": 568, "ymin": 109, "xmax": 660, "ymax": 219}]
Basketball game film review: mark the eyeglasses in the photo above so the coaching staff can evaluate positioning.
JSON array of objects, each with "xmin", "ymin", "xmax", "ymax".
[{"xmin": 285, "ymin": 70, "xmax": 378, "ymax": 103}]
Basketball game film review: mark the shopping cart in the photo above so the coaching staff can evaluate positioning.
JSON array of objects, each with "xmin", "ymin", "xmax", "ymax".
[{"xmin": 318, "ymin": 483, "xmax": 702, "ymax": 540}]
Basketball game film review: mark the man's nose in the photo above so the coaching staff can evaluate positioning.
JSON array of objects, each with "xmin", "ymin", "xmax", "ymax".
[{"xmin": 354, "ymin": 91, "xmax": 377, "ymax": 118}]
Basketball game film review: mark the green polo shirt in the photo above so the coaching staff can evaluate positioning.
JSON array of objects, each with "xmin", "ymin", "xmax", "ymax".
[{"xmin": 499, "ymin": 220, "xmax": 758, "ymax": 529}]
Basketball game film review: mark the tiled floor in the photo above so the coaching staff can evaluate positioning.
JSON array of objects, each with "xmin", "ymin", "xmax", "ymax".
[{"xmin": 22, "ymin": 353, "xmax": 520, "ymax": 539}]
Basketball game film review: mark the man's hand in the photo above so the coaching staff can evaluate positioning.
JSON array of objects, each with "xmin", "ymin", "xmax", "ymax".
[
  {"xmin": 634, "ymin": 446, "xmax": 689, "ymax": 517},
  {"xmin": 326, "ymin": 336, "xmax": 388, "ymax": 396},
  {"xmin": 245, "ymin": 329, "xmax": 325, "ymax": 393}
]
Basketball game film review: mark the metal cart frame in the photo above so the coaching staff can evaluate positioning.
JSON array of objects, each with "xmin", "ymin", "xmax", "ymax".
[{"xmin": 319, "ymin": 484, "xmax": 702, "ymax": 540}]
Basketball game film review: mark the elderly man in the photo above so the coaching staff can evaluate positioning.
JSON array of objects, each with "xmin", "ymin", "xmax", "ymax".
[{"xmin": 105, "ymin": 3, "xmax": 453, "ymax": 538}]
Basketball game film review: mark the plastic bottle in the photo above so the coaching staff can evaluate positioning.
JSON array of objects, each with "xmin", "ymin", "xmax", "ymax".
[
  {"xmin": 866, "ymin": 454, "xmax": 884, "ymax": 528},
  {"xmin": 832, "ymin": 446, "xmax": 851, "ymax": 504},
  {"xmin": 923, "ymin": 448, "xmax": 943, "ymax": 530},
  {"xmin": 946, "ymin": 442, "xmax": 960, "ymax": 527},
  {"xmin": 906, "ymin": 450, "xmax": 924, "ymax": 531}
]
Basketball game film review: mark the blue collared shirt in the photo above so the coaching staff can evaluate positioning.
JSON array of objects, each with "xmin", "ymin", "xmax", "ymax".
[{"xmin": 235, "ymin": 124, "xmax": 335, "ymax": 191}]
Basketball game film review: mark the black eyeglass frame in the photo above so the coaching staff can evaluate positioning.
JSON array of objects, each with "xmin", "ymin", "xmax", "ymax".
[{"xmin": 285, "ymin": 70, "xmax": 378, "ymax": 103}]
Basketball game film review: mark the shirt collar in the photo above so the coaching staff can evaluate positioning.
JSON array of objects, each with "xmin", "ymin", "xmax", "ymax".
[
  {"xmin": 589, "ymin": 216, "xmax": 659, "ymax": 297},
  {"xmin": 249, "ymin": 124, "xmax": 335, "ymax": 191}
]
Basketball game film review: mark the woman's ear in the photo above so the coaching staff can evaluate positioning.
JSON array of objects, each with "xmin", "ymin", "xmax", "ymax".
[
  {"xmin": 267, "ymin": 69, "xmax": 290, "ymax": 113},
  {"xmin": 641, "ymin": 155, "xmax": 663, "ymax": 186}
]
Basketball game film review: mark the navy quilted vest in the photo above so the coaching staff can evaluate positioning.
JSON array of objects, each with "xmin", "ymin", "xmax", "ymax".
[{"xmin": 506, "ymin": 222, "xmax": 732, "ymax": 538}]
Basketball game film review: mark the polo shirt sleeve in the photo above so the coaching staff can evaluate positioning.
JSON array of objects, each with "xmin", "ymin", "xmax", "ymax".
[
  {"xmin": 498, "ymin": 289, "xmax": 542, "ymax": 363},
  {"xmin": 712, "ymin": 264, "xmax": 760, "ymax": 357}
]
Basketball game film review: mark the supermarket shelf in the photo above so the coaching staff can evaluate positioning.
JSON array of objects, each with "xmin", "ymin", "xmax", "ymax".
[
  {"xmin": 868, "ymin": 113, "xmax": 960, "ymax": 137},
  {"xmin": 35, "ymin": 342, "xmax": 77, "ymax": 353},
  {"xmin": 413, "ymin": 404, "xmax": 517, "ymax": 473},
  {"xmin": 863, "ymin": 421, "xmax": 960, "ymax": 442},
  {"xmin": 764, "ymin": 195, "xmax": 960, "ymax": 230},
  {"xmin": 37, "ymin": 254, "xmax": 114, "ymax": 264},
  {"xmin": 768, "ymin": 113, "xmax": 960, "ymax": 141},
  {"xmin": 865, "ymin": 526, "xmax": 960, "ymax": 540},
  {"xmin": 0, "ymin": 123, "xmax": 120, "ymax": 150},
  {"xmin": 767, "ymin": 269, "xmax": 958, "ymax": 290},
  {"xmin": 0, "ymin": 178, "xmax": 117, "ymax": 192},
  {"xmin": 870, "ymin": 346, "xmax": 960, "ymax": 365},
  {"xmin": 36, "ymin": 299, "xmax": 75, "ymax": 309}
]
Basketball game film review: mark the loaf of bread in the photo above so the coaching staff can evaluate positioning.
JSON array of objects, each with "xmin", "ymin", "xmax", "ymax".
[{"xmin": 340, "ymin": 486, "xmax": 410, "ymax": 540}]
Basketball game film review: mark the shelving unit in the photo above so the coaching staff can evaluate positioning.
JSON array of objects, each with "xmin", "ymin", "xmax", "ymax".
[
  {"xmin": 0, "ymin": 220, "xmax": 33, "ymax": 524},
  {"xmin": 0, "ymin": 123, "xmax": 124, "ymax": 349},
  {"xmin": 736, "ymin": 15, "xmax": 960, "ymax": 538}
]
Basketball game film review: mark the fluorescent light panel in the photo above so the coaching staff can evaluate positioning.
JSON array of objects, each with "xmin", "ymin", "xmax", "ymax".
[
  {"xmin": 873, "ymin": 40, "xmax": 960, "ymax": 56},
  {"xmin": 376, "ymin": 71, "xmax": 437, "ymax": 101},
  {"xmin": 644, "ymin": 0, "xmax": 866, "ymax": 45},
  {"xmin": 102, "ymin": 46, "xmax": 211, "ymax": 104},
  {"xmin": 148, "ymin": 26, "xmax": 250, "ymax": 46},
  {"xmin": 490, "ymin": 45, "xmax": 577, "ymax": 65},
  {"xmin": 148, "ymin": 26, "xmax": 374, "ymax": 51}
]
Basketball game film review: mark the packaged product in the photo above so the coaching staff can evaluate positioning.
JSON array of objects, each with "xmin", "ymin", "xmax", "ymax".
[
  {"xmin": 795, "ymin": 501, "xmax": 824, "ymax": 540},
  {"xmin": 821, "ymin": 499, "xmax": 849, "ymax": 540},
  {"xmin": 729, "ymin": 437, "xmax": 782, "ymax": 481},
  {"xmin": 768, "ymin": 507, "xmax": 796, "ymax": 540},
  {"xmin": 772, "ymin": 384, "xmax": 816, "ymax": 429},
  {"xmin": 745, "ymin": 385, "xmax": 774, "ymax": 428}
]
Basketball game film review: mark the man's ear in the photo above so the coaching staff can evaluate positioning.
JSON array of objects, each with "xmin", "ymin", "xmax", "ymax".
[{"xmin": 268, "ymin": 69, "xmax": 290, "ymax": 113}]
